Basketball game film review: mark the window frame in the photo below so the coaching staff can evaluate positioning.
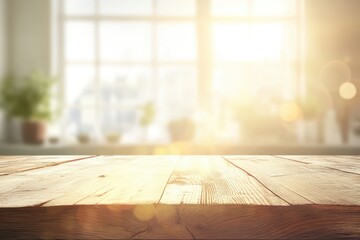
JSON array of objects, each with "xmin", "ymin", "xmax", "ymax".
[{"xmin": 55, "ymin": 0, "xmax": 304, "ymax": 144}]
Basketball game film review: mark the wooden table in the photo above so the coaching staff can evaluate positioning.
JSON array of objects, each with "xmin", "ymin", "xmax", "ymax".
[{"xmin": 0, "ymin": 155, "xmax": 359, "ymax": 239}]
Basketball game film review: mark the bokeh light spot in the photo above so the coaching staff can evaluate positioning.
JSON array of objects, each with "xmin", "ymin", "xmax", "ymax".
[
  {"xmin": 339, "ymin": 82, "xmax": 357, "ymax": 100},
  {"xmin": 320, "ymin": 60, "xmax": 351, "ymax": 91},
  {"xmin": 133, "ymin": 204, "xmax": 155, "ymax": 221},
  {"xmin": 280, "ymin": 102, "xmax": 302, "ymax": 122}
]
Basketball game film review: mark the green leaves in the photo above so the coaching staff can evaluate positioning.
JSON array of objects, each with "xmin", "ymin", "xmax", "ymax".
[
  {"xmin": 139, "ymin": 102, "xmax": 155, "ymax": 127},
  {"xmin": 0, "ymin": 72, "xmax": 55, "ymax": 121}
]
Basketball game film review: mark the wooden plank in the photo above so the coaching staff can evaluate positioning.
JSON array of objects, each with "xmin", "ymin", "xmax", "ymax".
[
  {"xmin": 43, "ymin": 156, "xmax": 142, "ymax": 206},
  {"xmin": 0, "ymin": 205, "xmax": 194, "ymax": 239},
  {"xmin": 0, "ymin": 204, "xmax": 359, "ymax": 239},
  {"xmin": 160, "ymin": 155, "xmax": 287, "ymax": 205},
  {"xmin": 347, "ymin": 156, "xmax": 360, "ymax": 160},
  {"xmin": 91, "ymin": 156, "xmax": 179, "ymax": 205},
  {"xmin": 0, "ymin": 155, "xmax": 96, "ymax": 176},
  {"xmin": 0, "ymin": 205, "xmax": 163, "ymax": 239},
  {"xmin": 225, "ymin": 155, "xmax": 360, "ymax": 205},
  {"xmin": 0, "ymin": 156, "xmax": 94, "ymax": 167},
  {"xmin": 0, "ymin": 156, "xmax": 100, "ymax": 196},
  {"xmin": 0, "ymin": 155, "xmax": 174, "ymax": 207},
  {"xmin": 278, "ymin": 155, "xmax": 360, "ymax": 175},
  {"xmin": 0, "ymin": 155, "xmax": 359, "ymax": 239},
  {"xmin": 0, "ymin": 156, "xmax": 108, "ymax": 207},
  {"xmin": 178, "ymin": 205, "xmax": 360, "ymax": 240},
  {"xmin": 0, "ymin": 156, "xmax": 178, "ymax": 207}
]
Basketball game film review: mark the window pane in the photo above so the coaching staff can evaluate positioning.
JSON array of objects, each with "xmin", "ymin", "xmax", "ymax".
[
  {"xmin": 64, "ymin": 0, "xmax": 95, "ymax": 16},
  {"xmin": 65, "ymin": 65, "xmax": 96, "ymax": 107},
  {"xmin": 213, "ymin": 23, "xmax": 250, "ymax": 61},
  {"xmin": 65, "ymin": 21, "xmax": 94, "ymax": 62},
  {"xmin": 156, "ymin": 0, "xmax": 196, "ymax": 16},
  {"xmin": 213, "ymin": 64, "xmax": 296, "ymax": 103},
  {"xmin": 99, "ymin": 0, "xmax": 152, "ymax": 16},
  {"xmin": 157, "ymin": 23, "xmax": 197, "ymax": 61},
  {"xmin": 99, "ymin": 65, "xmax": 152, "ymax": 106},
  {"xmin": 253, "ymin": 0, "xmax": 297, "ymax": 16},
  {"xmin": 213, "ymin": 64, "xmax": 251, "ymax": 98},
  {"xmin": 213, "ymin": 23, "xmax": 291, "ymax": 62},
  {"xmin": 157, "ymin": 66, "xmax": 197, "ymax": 120},
  {"xmin": 100, "ymin": 108, "xmax": 137, "ymax": 134},
  {"xmin": 211, "ymin": 0, "xmax": 249, "ymax": 16},
  {"xmin": 100, "ymin": 22, "xmax": 152, "ymax": 61},
  {"xmin": 251, "ymin": 63, "xmax": 285, "ymax": 94},
  {"xmin": 250, "ymin": 23, "xmax": 285, "ymax": 61},
  {"xmin": 64, "ymin": 108, "xmax": 97, "ymax": 141}
]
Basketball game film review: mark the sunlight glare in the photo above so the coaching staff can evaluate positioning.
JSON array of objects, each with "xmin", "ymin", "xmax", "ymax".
[{"xmin": 213, "ymin": 23, "xmax": 283, "ymax": 61}]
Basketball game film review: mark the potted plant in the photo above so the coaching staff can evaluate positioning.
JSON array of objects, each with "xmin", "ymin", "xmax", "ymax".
[
  {"xmin": 77, "ymin": 133, "xmax": 91, "ymax": 144},
  {"xmin": 168, "ymin": 117, "xmax": 195, "ymax": 142},
  {"xmin": 0, "ymin": 72, "xmax": 55, "ymax": 145},
  {"xmin": 104, "ymin": 132, "xmax": 121, "ymax": 144}
]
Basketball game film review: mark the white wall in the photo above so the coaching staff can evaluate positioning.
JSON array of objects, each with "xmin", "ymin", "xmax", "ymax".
[
  {"xmin": 0, "ymin": 0, "xmax": 6, "ymax": 77},
  {"xmin": 7, "ymin": 0, "xmax": 51, "ymax": 77},
  {"xmin": 1, "ymin": 0, "xmax": 51, "ymax": 143},
  {"xmin": 0, "ymin": 0, "xmax": 7, "ymax": 142}
]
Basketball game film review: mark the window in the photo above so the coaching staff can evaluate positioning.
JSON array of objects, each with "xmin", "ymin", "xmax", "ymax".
[
  {"xmin": 210, "ymin": 0, "xmax": 300, "ymax": 144},
  {"xmin": 57, "ymin": 0, "xmax": 301, "ymax": 144}
]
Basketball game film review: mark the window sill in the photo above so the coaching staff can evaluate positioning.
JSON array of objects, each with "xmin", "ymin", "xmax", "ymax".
[{"xmin": 0, "ymin": 143, "xmax": 360, "ymax": 155}]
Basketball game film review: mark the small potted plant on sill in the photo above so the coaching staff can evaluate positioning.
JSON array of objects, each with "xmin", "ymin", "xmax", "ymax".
[
  {"xmin": 0, "ymin": 72, "xmax": 55, "ymax": 145},
  {"xmin": 77, "ymin": 133, "xmax": 91, "ymax": 144}
]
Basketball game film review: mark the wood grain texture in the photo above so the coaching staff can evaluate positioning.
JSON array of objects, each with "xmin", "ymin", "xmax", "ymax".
[
  {"xmin": 178, "ymin": 204, "xmax": 360, "ymax": 240},
  {"xmin": 0, "ymin": 204, "xmax": 359, "ymax": 239},
  {"xmin": 0, "ymin": 155, "xmax": 359, "ymax": 239},
  {"xmin": 278, "ymin": 155, "xmax": 360, "ymax": 175},
  {"xmin": 225, "ymin": 155, "xmax": 360, "ymax": 205},
  {"xmin": 47, "ymin": 156, "xmax": 179, "ymax": 206},
  {"xmin": 0, "ymin": 155, "xmax": 96, "ymax": 176},
  {"xmin": 0, "ymin": 156, "xmax": 178, "ymax": 207},
  {"xmin": 0, "ymin": 156, "xmax": 108, "ymax": 207},
  {"xmin": 160, "ymin": 156, "xmax": 287, "ymax": 205}
]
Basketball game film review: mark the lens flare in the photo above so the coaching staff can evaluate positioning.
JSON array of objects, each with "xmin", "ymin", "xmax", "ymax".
[
  {"xmin": 339, "ymin": 82, "xmax": 357, "ymax": 100},
  {"xmin": 280, "ymin": 102, "xmax": 302, "ymax": 122}
]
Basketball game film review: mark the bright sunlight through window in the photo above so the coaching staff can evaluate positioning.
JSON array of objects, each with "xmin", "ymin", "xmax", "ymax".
[{"xmin": 57, "ymin": 0, "xmax": 301, "ymax": 145}]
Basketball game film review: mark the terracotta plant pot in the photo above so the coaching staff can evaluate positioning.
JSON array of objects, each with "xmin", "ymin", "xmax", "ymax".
[{"xmin": 22, "ymin": 121, "xmax": 47, "ymax": 145}]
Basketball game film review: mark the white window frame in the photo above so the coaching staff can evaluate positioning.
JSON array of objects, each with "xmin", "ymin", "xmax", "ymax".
[{"xmin": 54, "ymin": 0, "xmax": 304, "ymax": 144}]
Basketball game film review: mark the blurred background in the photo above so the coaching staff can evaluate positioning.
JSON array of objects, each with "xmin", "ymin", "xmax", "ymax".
[{"xmin": 0, "ymin": 0, "xmax": 360, "ymax": 154}]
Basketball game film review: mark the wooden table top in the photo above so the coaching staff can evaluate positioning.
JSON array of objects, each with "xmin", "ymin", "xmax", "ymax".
[{"xmin": 0, "ymin": 155, "xmax": 359, "ymax": 239}]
